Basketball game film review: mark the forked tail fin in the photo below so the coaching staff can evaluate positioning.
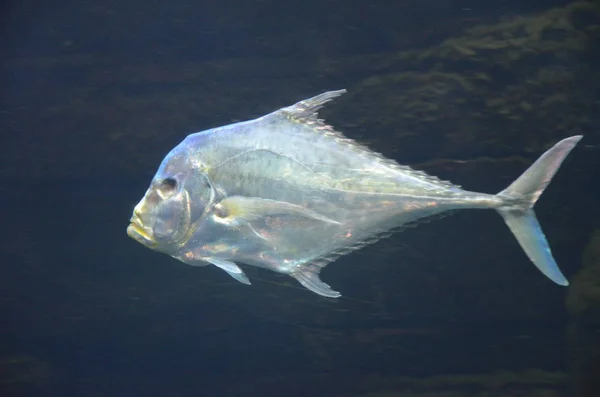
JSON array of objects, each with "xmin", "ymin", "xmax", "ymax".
[{"xmin": 496, "ymin": 135, "xmax": 582, "ymax": 286}]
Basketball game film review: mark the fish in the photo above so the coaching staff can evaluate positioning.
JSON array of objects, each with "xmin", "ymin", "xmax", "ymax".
[{"xmin": 127, "ymin": 89, "xmax": 582, "ymax": 298}]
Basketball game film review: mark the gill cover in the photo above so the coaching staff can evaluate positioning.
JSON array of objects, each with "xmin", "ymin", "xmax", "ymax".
[
  {"xmin": 150, "ymin": 176, "xmax": 191, "ymax": 245},
  {"xmin": 130, "ymin": 166, "xmax": 213, "ymax": 253}
]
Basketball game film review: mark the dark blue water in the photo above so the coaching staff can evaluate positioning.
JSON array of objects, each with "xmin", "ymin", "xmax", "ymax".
[{"xmin": 1, "ymin": 1, "xmax": 599, "ymax": 396}]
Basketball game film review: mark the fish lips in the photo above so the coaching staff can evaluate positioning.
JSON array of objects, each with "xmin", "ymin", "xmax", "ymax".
[{"xmin": 127, "ymin": 216, "xmax": 157, "ymax": 248}]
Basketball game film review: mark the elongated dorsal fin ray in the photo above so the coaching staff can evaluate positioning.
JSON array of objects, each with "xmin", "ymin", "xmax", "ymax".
[
  {"xmin": 279, "ymin": 90, "xmax": 459, "ymax": 191},
  {"xmin": 281, "ymin": 89, "xmax": 347, "ymax": 128}
]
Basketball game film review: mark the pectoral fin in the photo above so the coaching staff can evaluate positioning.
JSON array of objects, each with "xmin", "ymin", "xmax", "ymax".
[
  {"xmin": 216, "ymin": 196, "xmax": 340, "ymax": 225},
  {"xmin": 205, "ymin": 257, "xmax": 251, "ymax": 285}
]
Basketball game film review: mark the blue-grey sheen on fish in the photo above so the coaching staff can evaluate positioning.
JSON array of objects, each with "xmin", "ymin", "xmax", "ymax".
[{"xmin": 127, "ymin": 90, "xmax": 582, "ymax": 298}]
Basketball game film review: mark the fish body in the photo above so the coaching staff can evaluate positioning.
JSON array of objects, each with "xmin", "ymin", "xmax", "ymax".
[{"xmin": 127, "ymin": 90, "xmax": 582, "ymax": 297}]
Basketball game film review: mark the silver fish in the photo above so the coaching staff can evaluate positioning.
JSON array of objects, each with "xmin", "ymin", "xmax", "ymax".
[{"xmin": 127, "ymin": 90, "xmax": 582, "ymax": 298}]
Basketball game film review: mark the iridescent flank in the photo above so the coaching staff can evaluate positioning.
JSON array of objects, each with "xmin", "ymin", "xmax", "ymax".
[{"xmin": 127, "ymin": 90, "xmax": 582, "ymax": 298}]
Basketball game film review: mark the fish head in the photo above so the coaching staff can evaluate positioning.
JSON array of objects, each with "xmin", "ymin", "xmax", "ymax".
[{"xmin": 127, "ymin": 149, "xmax": 213, "ymax": 253}]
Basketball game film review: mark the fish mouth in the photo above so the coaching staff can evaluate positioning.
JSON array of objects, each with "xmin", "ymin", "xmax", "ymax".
[{"xmin": 127, "ymin": 216, "xmax": 156, "ymax": 247}]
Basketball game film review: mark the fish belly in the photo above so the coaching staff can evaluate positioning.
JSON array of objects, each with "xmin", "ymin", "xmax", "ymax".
[{"xmin": 225, "ymin": 191, "xmax": 451, "ymax": 274}]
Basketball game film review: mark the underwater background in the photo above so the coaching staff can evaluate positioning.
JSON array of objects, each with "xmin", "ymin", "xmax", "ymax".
[{"xmin": 1, "ymin": 0, "xmax": 599, "ymax": 396}]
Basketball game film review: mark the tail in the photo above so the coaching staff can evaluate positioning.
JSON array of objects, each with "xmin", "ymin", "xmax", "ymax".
[{"xmin": 496, "ymin": 135, "xmax": 582, "ymax": 286}]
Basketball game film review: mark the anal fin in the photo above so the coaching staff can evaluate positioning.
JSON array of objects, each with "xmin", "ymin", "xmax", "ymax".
[
  {"xmin": 204, "ymin": 257, "xmax": 251, "ymax": 285},
  {"xmin": 291, "ymin": 262, "xmax": 341, "ymax": 298}
]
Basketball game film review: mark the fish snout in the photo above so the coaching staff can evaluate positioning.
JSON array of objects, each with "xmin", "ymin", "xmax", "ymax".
[{"xmin": 127, "ymin": 213, "xmax": 156, "ymax": 246}]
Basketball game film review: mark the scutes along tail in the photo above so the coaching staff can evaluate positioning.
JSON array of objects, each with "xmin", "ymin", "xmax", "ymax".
[{"xmin": 496, "ymin": 135, "xmax": 583, "ymax": 286}]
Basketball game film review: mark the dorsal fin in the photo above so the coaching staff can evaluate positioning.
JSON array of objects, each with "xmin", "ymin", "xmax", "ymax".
[
  {"xmin": 278, "ymin": 90, "xmax": 459, "ymax": 190},
  {"xmin": 280, "ymin": 89, "xmax": 347, "ymax": 131}
]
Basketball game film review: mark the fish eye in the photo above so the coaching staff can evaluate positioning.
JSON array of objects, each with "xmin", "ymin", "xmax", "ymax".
[
  {"xmin": 156, "ymin": 177, "xmax": 177, "ymax": 199},
  {"xmin": 162, "ymin": 177, "xmax": 177, "ymax": 189}
]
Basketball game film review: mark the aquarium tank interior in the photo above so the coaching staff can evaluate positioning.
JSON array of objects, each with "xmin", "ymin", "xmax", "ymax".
[{"xmin": 1, "ymin": 0, "xmax": 599, "ymax": 396}]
